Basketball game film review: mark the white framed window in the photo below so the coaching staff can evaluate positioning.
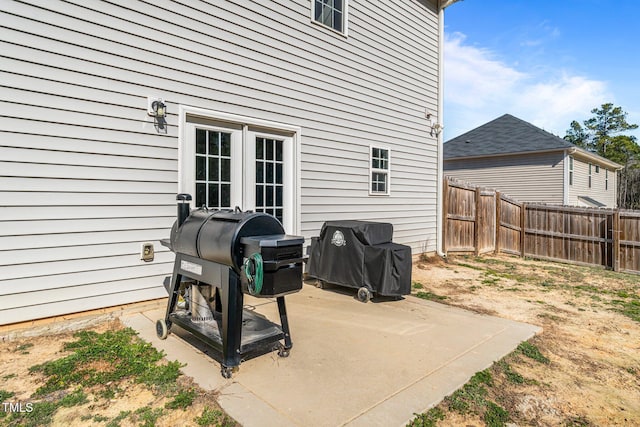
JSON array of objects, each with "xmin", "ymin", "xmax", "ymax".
[
  {"xmin": 370, "ymin": 146, "xmax": 390, "ymax": 195},
  {"xmin": 595, "ymin": 165, "xmax": 600, "ymax": 173},
  {"xmin": 569, "ymin": 156, "xmax": 574, "ymax": 186},
  {"xmin": 312, "ymin": 0, "xmax": 348, "ymax": 34},
  {"xmin": 606, "ymin": 169, "xmax": 609, "ymax": 190},
  {"xmin": 588, "ymin": 163, "xmax": 592, "ymax": 188}
]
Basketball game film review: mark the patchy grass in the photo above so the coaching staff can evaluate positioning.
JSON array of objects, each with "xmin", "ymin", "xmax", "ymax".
[
  {"xmin": 409, "ymin": 339, "xmax": 552, "ymax": 427},
  {"xmin": 166, "ymin": 388, "xmax": 197, "ymax": 410},
  {"xmin": 516, "ymin": 341, "xmax": 550, "ymax": 364},
  {"xmin": 415, "ymin": 291, "xmax": 448, "ymax": 302},
  {"xmin": 14, "ymin": 343, "xmax": 34, "ymax": 354},
  {"xmin": 407, "ymin": 407, "xmax": 445, "ymax": 427},
  {"xmin": 29, "ymin": 328, "xmax": 183, "ymax": 397},
  {"xmin": 611, "ymin": 299, "xmax": 640, "ymax": 322},
  {"xmin": 455, "ymin": 262, "xmax": 484, "ymax": 271},
  {"xmin": 1, "ymin": 323, "xmax": 236, "ymax": 427},
  {"xmin": 194, "ymin": 406, "xmax": 235, "ymax": 426},
  {"xmin": 0, "ymin": 390, "xmax": 15, "ymax": 401}
]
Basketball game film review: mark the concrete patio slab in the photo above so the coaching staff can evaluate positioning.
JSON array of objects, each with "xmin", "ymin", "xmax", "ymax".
[{"xmin": 122, "ymin": 284, "xmax": 540, "ymax": 427}]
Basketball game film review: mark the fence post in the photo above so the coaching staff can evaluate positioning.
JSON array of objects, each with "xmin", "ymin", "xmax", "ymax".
[
  {"xmin": 613, "ymin": 209, "xmax": 620, "ymax": 272},
  {"xmin": 520, "ymin": 202, "xmax": 526, "ymax": 258},
  {"xmin": 474, "ymin": 186, "xmax": 481, "ymax": 256},
  {"xmin": 442, "ymin": 178, "xmax": 449, "ymax": 255},
  {"xmin": 495, "ymin": 192, "xmax": 501, "ymax": 255}
]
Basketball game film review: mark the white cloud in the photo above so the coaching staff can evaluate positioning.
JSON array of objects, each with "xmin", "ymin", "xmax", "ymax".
[{"xmin": 444, "ymin": 32, "xmax": 610, "ymax": 140}]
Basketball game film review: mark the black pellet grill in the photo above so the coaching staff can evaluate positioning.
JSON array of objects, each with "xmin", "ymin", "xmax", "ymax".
[{"xmin": 157, "ymin": 194, "xmax": 304, "ymax": 378}]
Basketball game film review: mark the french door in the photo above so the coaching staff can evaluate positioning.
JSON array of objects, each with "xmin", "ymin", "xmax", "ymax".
[{"xmin": 182, "ymin": 122, "xmax": 294, "ymax": 232}]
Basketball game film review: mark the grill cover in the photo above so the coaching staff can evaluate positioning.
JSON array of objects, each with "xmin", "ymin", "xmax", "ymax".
[{"xmin": 307, "ymin": 220, "xmax": 411, "ymax": 296}]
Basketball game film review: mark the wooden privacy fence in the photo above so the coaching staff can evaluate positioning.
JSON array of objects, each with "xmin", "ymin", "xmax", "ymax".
[{"xmin": 443, "ymin": 178, "xmax": 640, "ymax": 274}]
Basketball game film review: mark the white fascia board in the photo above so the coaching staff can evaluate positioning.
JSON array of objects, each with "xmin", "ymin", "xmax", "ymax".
[{"xmin": 568, "ymin": 147, "xmax": 624, "ymax": 170}]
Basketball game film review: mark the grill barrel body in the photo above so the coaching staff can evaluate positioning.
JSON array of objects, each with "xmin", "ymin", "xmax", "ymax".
[{"xmin": 169, "ymin": 209, "xmax": 285, "ymax": 273}]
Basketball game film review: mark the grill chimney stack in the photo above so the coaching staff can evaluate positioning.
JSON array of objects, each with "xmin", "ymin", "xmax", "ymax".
[{"xmin": 176, "ymin": 193, "xmax": 192, "ymax": 227}]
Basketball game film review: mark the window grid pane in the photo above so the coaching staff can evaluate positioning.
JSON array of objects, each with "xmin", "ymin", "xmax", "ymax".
[
  {"xmin": 314, "ymin": 0, "xmax": 345, "ymax": 33},
  {"xmin": 195, "ymin": 129, "xmax": 232, "ymax": 209},
  {"xmin": 256, "ymin": 137, "xmax": 285, "ymax": 223}
]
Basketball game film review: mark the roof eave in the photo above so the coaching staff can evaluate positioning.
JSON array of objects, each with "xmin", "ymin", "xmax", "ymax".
[
  {"xmin": 568, "ymin": 147, "xmax": 624, "ymax": 170},
  {"xmin": 439, "ymin": 0, "xmax": 461, "ymax": 10},
  {"xmin": 444, "ymin": 147, "xmax": 566, "ymax": 162}
]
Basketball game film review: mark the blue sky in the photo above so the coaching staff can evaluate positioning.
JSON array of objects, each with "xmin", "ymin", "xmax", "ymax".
[{"xmin": 443, "ymin": 0, "xmax": 640, "ymax": 141}]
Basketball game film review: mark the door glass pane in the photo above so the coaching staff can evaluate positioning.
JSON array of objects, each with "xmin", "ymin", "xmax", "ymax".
[
  {"xmin": 256, "ymin": 162, "xmax": 264, "ymax": 183},
  {"xmin": 196, "ymin": 183, "xmax": 206, "ymax": 208},
  {"xmin": 221, "ymin": 184, "xmax": 231, "ymax": 207},
  {"xmin": 256, "ymin": 138, "xmax": 264, "ymax": 159},
  {"xmin": 266, "ymin": 163, "xmax": 274, "ymax": 183},
  {"xmin": 196, "ymin": 129, "xmax": 206, "ymax": 154},
  {"xmin": 221, "ymin": 158, "xmax": 230, "ymax": 182},
  {"xmin": 208, "ymin": 131, "xmax": 219, "ymax": 155},
  {"xmin": 220, "ymin": 132, "xmax": 231, "ymax": 156},
  {"xmin": 266, "ymin": 139, "xmax": 274, "ymax": 160},
  {"xmin": 256, "ymin": 185, "xmax": 264, "ymax": 206},
  {"xmin": 266, "ymin": 186, "xmax": 274, "ymax": 206},
  {"xmin": 276, "ymin": 186, "xmax": 283, "ymax": 206},
  {"xmin": 208, "ymin": 184, "xmax": 219, "ymax": 208},
  {"xmin": 276, "ymin": 163, "xmax": 283, "ymax": 184},
  {"xmin": 196, "ymin": 156, "xmax": 206, "ymax": 180},
  {"xmin": 276, "ymin": 140, "xmax": 283, "ymax": 161},
  {"xmin": 208, "ymin": 157, "xmax": 218, "ymax": 181}
]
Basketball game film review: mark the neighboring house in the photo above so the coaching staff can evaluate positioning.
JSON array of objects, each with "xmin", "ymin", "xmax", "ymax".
[
  {"xmin": 444, "ymin": 114, "xmax": 623, "ymax": 208},
  {"xmin": 0, "ymin": 0, "xmax": 457, "ymax": 324}
]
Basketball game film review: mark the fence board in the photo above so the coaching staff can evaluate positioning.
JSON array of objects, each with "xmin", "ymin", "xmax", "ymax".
[
  {"xmin": 443, "ymin": 178, "xmax": 640, "ymax": 275},
  {"xmin": 619, "ymin": 213, "xmax": 640, "ymax": 273}
]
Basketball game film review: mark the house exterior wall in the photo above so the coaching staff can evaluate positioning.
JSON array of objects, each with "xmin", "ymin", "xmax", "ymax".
[
  {"xmin": 444, "ymin": 152, "xmax": 565, "ymax": 203},
  {"xmin": 0, "ymin": 0, "xmax": 440, "ymax": 324},
  {"xmin": 567, "ymin": 154, "xmax": 618, "ymax": 208}
]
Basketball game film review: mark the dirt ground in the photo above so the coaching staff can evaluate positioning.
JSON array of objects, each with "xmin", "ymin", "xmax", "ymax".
[
  {"xmin": 412, "ymin": 253, "xmax": 640, "ymax": 426},
  {"xmin": 0, "ymin": 320, "xmax": 234, "ymax": 427},
  {"xmin": 1, "ymin": 254, "xmax": 639, "ymax": 426}
]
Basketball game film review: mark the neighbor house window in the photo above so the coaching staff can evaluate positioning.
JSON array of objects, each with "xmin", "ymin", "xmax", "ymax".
[
  {"xmin": 606, "ymin": 169, "xmax": 609, "ymax": 190},
  {"xmin": 595, "ymin": 165, "xmax": 600, "ymax": 173},
  {"xmin": 313, "ymin": 0, "xmax": 347, "ymax": 33},
  {"xmin": 588, "ymin": 163, "xmax": 592, "ymax": 188},
  {"xmin": 569, "ymin": 156, "xmax": 574, "ymax": 186},
  {"xmin": 370, "ymin": 146, "xmax": 390, "ymax": 195}
]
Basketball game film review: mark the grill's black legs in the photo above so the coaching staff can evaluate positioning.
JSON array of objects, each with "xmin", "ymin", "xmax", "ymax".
[
  {"xmin": 277, "ymin": 296, "xmax": 292, "ymax": 350},
  {"xmin": 164, "ymin": 258, "xmax": 183, "ymax": 329},
  {"xmin": 221, "ymin": 269, "xmax": 243, "ymax": 370}
]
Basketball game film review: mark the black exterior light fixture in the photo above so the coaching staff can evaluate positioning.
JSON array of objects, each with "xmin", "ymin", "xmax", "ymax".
[{"xmin": 148, "ymin": 97, "xmax": 167, "ymax": 133}]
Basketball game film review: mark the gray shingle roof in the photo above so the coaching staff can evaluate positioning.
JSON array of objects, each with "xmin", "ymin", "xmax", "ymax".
[{"xmin": 444, "ymin": 114, "xmax": 574, "ymax": 159}]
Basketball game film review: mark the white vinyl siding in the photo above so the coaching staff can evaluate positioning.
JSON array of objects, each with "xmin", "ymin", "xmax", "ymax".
[
  {"xmin": 444, "ymin": 152, "xmax": 565, "ymax": 204},
  {"xmin": 0, "ymin": 0, "xmax": 440, "ymax": 324}
]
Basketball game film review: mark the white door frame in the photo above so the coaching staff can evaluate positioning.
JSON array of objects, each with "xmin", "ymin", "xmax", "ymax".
[{"xmin": 178, "ymin": 105, "xmax": 302, "ymax": 234}]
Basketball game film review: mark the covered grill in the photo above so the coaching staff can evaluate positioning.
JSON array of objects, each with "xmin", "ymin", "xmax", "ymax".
[
  {"xmin": 157, "ymin": 194, "xmax": 304, "ymax": 378},
  {"xmin": 307, "ymin": 220, "xmax": 412, "ymax": 302}
]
